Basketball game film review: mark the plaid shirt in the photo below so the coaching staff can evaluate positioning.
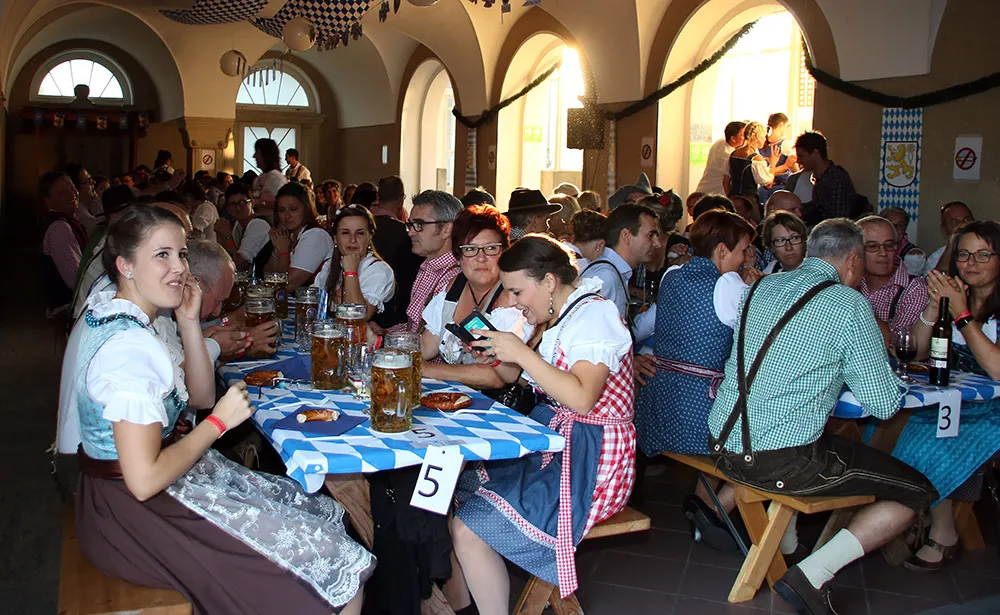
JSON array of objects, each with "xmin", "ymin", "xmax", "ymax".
[
  {"xmin": 390, "ymin": 251, "xmax": 460, "ymax": 333},
  {"xmin": 860, "ymin": 264, "xmax": 928, "ymax": 338},
  {"xmin": 807, "ymin": 161, "xmax": 855, "ymax": 221},
  {"xmin": 708, "ymin": 258, "xmax": 904, "ymax": 452}
]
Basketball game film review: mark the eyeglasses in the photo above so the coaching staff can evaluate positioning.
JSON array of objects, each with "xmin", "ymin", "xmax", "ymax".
[
  {"xmin": 863, "ymin": 241, "xmax": 899, "ymax": 254},
  {"xmin": 771, "ymin": 235, "xmax": 803, "ymax": 248},
  {"xmin": 956, "ymin": 250, "xmax": 998, "ymax": 263},
  {"xmin": 228, "ymin": 198, "xmax": 252, "ymax": 208},
  {"xmin": 405, "ymin": 219, "xmax": 449, "ymax": 232},
  {"xmin": 459, "ymin": 243, "xmax": 503, "ymax": 258}
]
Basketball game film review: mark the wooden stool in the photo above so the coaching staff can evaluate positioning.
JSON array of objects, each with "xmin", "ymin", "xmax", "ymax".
[
  {"xmin": 58, "ymin": 506, "xmax": 191, "ymax": 615},
  {"xmin": 512, "ymin": 507, "xmax": 651, "ymax": 615},
  {"xmin": 663, "ymin": 453, "xmax": 874, "ymax": 603}
]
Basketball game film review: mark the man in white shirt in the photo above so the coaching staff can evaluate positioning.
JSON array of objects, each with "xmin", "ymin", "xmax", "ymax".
[
  {"xmin": 926, "ymin": 201, "xmax": 975, "ymax": 273},
  {"xmin": 696, "ymin": 121, "xmax": 747, "ymax": 195},
  {"xmin": 579, "ymin": 203, "xmax": 661, "ymax": 323},
  {"xmin": 285, "ymin": 148, "xmax": 311, "ymax": 183}
]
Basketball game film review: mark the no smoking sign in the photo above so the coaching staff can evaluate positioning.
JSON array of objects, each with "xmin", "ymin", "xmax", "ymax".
[
  {"xmin": 198, "ymin": 149, "xmax": 216, "ymax": 171},
  {"xmin": 955, "ymin": 147, "xmax": 976, "ymax": 171},
  {"xmin": 953, "ymin": 135, "xmax": 982, "ymax": 181}
]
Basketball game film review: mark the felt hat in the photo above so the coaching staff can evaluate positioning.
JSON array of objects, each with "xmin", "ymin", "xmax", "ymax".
[
  {"xmin": 608, "ymin": 172, "xmax": 653, "ymax": 210},
  {"xmin": 552, "ymin": 182, "xmax": 581, "ymax": 198},
  {"xmin": 505, "ymin": 189, "xmax": 562, "ymax": 217}
]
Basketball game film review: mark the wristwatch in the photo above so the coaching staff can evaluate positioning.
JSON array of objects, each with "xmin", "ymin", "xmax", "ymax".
[{"xmin": 954, "ymin": 314, "xmax": 975, "ymax": 330}]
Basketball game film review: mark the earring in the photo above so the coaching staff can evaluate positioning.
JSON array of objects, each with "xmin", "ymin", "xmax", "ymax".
[
  {"xmin": 548, "ymin": 295, "xmax": 555, "ymax": 315},
  {"xmin": 125, "ymin": 272, "xmax": 134, "ymax": 280}
]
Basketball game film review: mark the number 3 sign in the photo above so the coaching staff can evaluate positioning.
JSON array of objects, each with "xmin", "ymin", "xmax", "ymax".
[
  {"xmin": 410, "ymin": 445, "xmax": 464, "ymax": 514},
  {"xmin": 936, "ymin": 388, "xmax": 962, "ymax": 438}
]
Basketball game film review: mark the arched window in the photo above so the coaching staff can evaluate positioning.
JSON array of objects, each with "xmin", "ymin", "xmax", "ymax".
[
  {"xmin": 235, "ymin": 64, "xmax": 320, "ymax": 175},
  {"xmin": 237, "ymin": 69, "xmax": 311, "ymax": 108},
  {"xmin": 400, "ymin": 61, "xmax": 457, "ymax": 196},
  {"xmin": 31, "ymin": 51, "xmax": 131, "ymax": 103}
]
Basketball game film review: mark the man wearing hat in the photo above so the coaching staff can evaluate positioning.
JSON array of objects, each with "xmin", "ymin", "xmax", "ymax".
[
  {"xmin": 607, "ymin": 172, "xmax": 653, "ymax": 211},
  {"xmin": 505, "ymin": 188, "xmax": 562, "ymax": 240}
]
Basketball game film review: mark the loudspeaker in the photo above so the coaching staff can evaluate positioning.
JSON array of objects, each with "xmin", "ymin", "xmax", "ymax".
[{"xmin": 566, "ymin": 107, "xmax": 604, "ymax": 150}]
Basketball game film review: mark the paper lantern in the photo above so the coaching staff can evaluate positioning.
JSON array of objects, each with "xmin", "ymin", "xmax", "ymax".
[
  {"xmin": 282, "ymin": 17, "xmax": 315, "ymax": 52},
  {"xmin": 219, "ymin": 50, "xmax": 246, "ymax": 77},
  {"xmin": 408, "ymin": 0, "xmax": 441, "ymax": 5}
]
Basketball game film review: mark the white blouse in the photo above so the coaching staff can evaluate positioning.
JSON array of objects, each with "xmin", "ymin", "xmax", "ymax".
[
  {"xmin": 57, "ymin": 293, "xmax": 182, "ymax": 455},
  {"xmin": 524, "ymin": 278, "xmax": 631, "ymax": 387},
  {"xmin": 422, "ymin": 289, "xmax": 530, "ymax": 364},
  {"xmin": 252, "ymin": 170, "xmax": 287, "ymax": 203},
  {"xmin": 633, "ymin": 266, "xmax": 747, "ymax": 345},
  {"xmin": 236, "ymin": 218, "xmax": 271, "ymax": 262},
  {"xmin": 954, "ymin": 317, "xmax": 998, "ymax": 346},
  {"xmin": 333, "ymin": 253, "xmax": 395, "ymax": 313},
  {"xmin": 291, "ymin": 227, "xmax": 335, "ymax": 289}
]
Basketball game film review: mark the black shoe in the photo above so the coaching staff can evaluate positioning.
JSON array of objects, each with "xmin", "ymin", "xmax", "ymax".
[
  {"xmin": 682, "ymin": 495, "xmax": 739, "ymax": 553},
  {"xmin": 782, "ymin": 544, "xmax": 811, "ymax": 568},
  {"xmin": 774, "ymin": 565, "xmax": 839, "ymax": 615}
]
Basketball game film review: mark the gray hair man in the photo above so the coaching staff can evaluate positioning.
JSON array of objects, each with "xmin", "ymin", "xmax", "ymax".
[
  {"xmin": 708, "ymin": 218, "xmax": 936, "ymax": 614},
  {"xmin": 764, "ymin": 190, "xmax": 804, "ymax": 219},
  {"xmin": 387, "ymin": 190, "xmax": 464, "ymax": 333}
]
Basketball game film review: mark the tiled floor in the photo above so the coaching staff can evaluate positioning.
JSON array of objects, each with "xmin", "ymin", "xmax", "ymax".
[
  {"xmin": 531, "ymin": 458, "xmax": 1000, "ymax": 614},
  {"xmin": 3, "ymin": 236, "xmax": 1000, "ymax": 615}
]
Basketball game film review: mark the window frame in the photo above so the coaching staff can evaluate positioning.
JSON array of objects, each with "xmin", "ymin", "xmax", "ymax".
[
  {"xmin": 30, "ymin": 50, "xmax": 133, "ymax": 104},
  {"xmin": 235, "ymin": 63, "xmax": 319, "ymax": 112}
]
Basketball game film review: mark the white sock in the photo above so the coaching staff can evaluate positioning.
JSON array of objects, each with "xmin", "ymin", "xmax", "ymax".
[
  {"xmin": 780, "ymin": 512, "xmax": 799, "ymax": 555},
  {"xmin": 797, "ymin": 529, "xmax": 865, "ymax": 590}
]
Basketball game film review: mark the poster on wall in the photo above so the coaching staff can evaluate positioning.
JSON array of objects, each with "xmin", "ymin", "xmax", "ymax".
[
  {"xmin": 464, "ymin": 130, "xmax": 478, "ymax": 193},
  {"xmin": 953, "ymin": 135, "xmax": 982, "ymax": 181},
  {"xmin": 878, "ymin": 107, "xmax": 923, "ymax": 231}
]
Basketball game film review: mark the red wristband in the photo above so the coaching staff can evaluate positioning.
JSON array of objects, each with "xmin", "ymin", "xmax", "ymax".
[
  {"xmin": 204, "ymin": 415, "xmax": 226, "ymax": 438},
  {"xmin": 955, "ymin": 310, "xmax": 973, "ymax": 322},
  {"xmin": 278, "ymin": 251, "xmax": 290, "ymax": 257},
  {"xmin": 344, "ymin": 271, "xmax": 358, "ymax": 278},
  {"xmin": 374, "ymin": 334, "xmax": 383, "ymax": 350},
  {"xmin": 490, "ymin": 360, "xmax": 502, "ymax": 368}
]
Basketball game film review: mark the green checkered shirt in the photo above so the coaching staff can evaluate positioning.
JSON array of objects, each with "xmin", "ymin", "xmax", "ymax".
[{"xmin": 708, "ymin": 258, "xmax": 904, "ymax": 452}]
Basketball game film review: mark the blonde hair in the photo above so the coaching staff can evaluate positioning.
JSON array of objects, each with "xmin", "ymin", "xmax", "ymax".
[{"xmin": 743, "ymin": 121, "xmax": 766, "ymax": 146}]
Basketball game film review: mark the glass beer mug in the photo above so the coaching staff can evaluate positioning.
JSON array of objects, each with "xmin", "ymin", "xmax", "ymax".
[
  {"xmin": 264, "ymin": 271, "xmax": 289, "ymax": 319},
  {"xmin": 244, "ymin": 297, "xmax": 277, "ymax": 359},
  {"xmin": 369, "ymin": 349, "xmax": 415, "ymax": 433},
  {"xmin": 311, "ymin": 320, "xmax": 346, "ymax": 390},
  {"xmin": 295, "ymin": 287, "xmax": 320, "ymax": 351},
  {"xmin": 336, "ymin": 303, "xmax": 367, "ymax": 372},
  {"xmin": 385, "ymin": 332, "xmax": 422, "ymax": 409},
  {"xmin": 225, "ymin": 270, "xmax": 249, "ymax": 311}
]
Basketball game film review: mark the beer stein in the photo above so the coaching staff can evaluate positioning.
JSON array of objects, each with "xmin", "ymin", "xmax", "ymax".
[
  {"xmin": 336, "ymin": 303, "xmax": 367, "ymax": 372},
  {"xmin": 369, "ymin": 349, "xmax": 415, "ymax": 433},
  {"xmin": 225, "ymin": 270, "xmax": 249, "ymax": 311},
  {"xmin": 264, "ymin": 271, "xmax": 289, "ymax": 319},
  {"xmin": 295, "ymin": 287, "xmax": 321, "ymax": 351},
  {"xmin": 310, "ymin": 320, "xmax": 346, "ymax": 390},
  {"xmin": 384, "ymin": 332, "xmax": 422, "ymax": 409},
  {"xmin": 244, "ymin": 297, "xmax": 277, "ymax": 359}
]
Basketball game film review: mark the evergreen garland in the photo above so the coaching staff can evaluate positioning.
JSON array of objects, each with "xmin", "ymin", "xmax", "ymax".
[{"xmin": 453, "ymin": 61, "xmax": 562, "ymax": 129}]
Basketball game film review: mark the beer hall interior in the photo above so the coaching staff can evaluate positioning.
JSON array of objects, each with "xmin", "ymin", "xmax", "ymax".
[{"xmin": 2, "ymin": 0, "xmax": 1000, "ymax": 614}]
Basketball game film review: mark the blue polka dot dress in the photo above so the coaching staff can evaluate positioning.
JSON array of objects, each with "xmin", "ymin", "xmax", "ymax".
[{"xmin": 635, "ymin": 257, "xmax": 735, "ymax": 455}]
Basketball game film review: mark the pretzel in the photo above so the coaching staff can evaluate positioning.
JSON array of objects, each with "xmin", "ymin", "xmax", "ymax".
[
  {"xmin": 421, "ymin": 392, "xmax": 473, "ymax": 411},
  {"xmin": 244, "ymin": 370, "xmax": 282, "ymax": 387},
  {"xmin": 296, "ymin": 409, "xmax": 341, "ymax": 423}
]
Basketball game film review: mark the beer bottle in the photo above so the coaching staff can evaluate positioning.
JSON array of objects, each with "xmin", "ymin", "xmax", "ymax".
[{"xmin": 929, "ymin": 297, "xmax": 951, "ymax": 386}]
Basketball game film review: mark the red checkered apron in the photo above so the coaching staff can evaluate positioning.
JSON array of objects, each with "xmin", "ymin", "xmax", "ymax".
[{"xmin": 538, "ymin": 319, "xmax": 636, "ymax": 598}]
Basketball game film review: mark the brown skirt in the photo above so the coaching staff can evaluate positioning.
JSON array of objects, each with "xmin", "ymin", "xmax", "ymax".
[{"xmin": 76, "ymin": 473, "xmax": 352, "ymax": 615}]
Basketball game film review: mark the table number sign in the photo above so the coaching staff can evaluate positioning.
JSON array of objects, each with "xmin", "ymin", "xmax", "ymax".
[
  {"xmin": 411, "ymin": 445, "xmax": 464, "ymax": 515},
  {"xmin": 936, "ymin": 388, "xmax": 962, "ymax": 438}
]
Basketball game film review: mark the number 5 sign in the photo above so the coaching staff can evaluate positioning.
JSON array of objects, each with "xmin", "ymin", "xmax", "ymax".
[{"xmin": 410, "ymin": 445, "xmax": 464, "ymax": 514}]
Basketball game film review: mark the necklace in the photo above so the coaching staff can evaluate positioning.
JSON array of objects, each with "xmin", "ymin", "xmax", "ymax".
[{"xmin": 468, "ymin": 281, "xmax": 497, "ymax": 311}]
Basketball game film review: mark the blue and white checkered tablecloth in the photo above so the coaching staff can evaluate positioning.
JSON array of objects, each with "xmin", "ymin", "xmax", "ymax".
[
  {"xmin": 218, "ymin": 319, "xmax": 565, "ymax": 493},
  {"xmin": 833, "ymin": 370, "xmax": 1000, "ymax": 419}
]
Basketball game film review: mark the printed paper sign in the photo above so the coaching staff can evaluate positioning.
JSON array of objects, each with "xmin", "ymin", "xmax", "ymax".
[
  {"xmin": 410, "ymin": 445, "xmax": 464, "ymax": 515},
  {"xmin": 640, "ymin": 137, "xmax": 655, "ymax": 168},
  {"xmin": 404, "ymin": 424, "xmax": 464, "ymax": 448},
  {"xmin": 936, "ymin": 388, "xmax": 961, "ymax": 438},
  {"xmin": 953, "ymin": 135, "xmax": 982, "ymax": 181}
]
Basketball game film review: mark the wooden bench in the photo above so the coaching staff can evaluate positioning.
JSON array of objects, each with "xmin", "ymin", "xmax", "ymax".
[
  {"xmin": 513, "ymin": 507, "xmax": 651, "ymax": 615},
  {"xmin": 58, "ymin": 506, "xmax": 191, "ymax": 615},
  {"xmin": 663, "ymin": 452, "xmax": 875, "ymax": 604}
]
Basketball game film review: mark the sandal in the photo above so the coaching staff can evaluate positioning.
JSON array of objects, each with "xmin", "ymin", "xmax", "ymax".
[{"xmin": 903, "ymin": 537, "xmax": 962, "ymax": 572}]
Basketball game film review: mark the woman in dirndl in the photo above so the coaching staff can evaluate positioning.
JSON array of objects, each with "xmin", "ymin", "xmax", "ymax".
[
  {"xmin": 451, "ymin": 234, "xmax": 635, "ymax": 615},
  {"xmin": 633, "ymin": 210, "xmax": 754, "ymax": 549},
  {"xmin": 904, "ymin": 220, "xmax": 1000, "ymax": 572},
  {"xmin": 71, "ymin": 206, "xmax": 373, "ymax": 615}
]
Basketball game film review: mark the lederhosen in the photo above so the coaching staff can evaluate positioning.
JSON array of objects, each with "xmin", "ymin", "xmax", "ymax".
[{"xmin": 710, "ymin": 279, "xmax": 937, "ymax": 513}]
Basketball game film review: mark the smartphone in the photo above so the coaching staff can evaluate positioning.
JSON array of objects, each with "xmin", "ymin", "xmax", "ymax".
[{"xmin": 445, "ymin": 310, "xmax": 498, "ymax": 345}]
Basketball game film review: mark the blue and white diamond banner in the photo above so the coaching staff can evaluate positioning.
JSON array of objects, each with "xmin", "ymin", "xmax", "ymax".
[{"xmin": 878, "ymin": 107, "xmax": 923, "ymax": 227}]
